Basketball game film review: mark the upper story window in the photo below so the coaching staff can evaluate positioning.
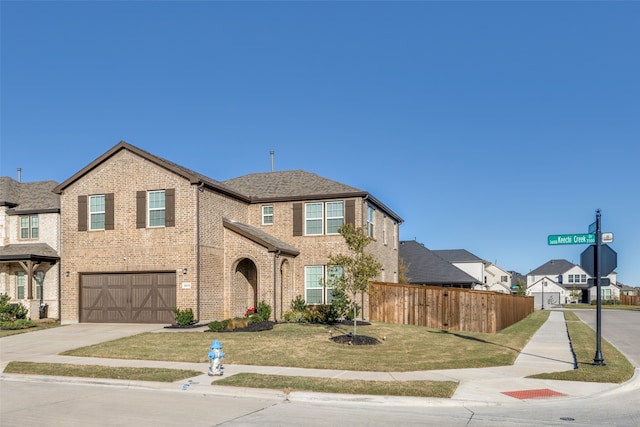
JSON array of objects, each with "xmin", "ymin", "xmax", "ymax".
[
  {"xmin": 148, "ymin": 190, "xmax": 165, "ymax": 227},
  {"xmin": 262, "ymin": 206, "xmax": 274, "ymax": 225},
  {"xmin": 20, "ymin": 215, "xmax": 39, "ymax": 239},
  {"xmin": 366, "ymin": 205, "xmax": 375, "ymax": 238},
  {"xmin": 136, "ymin": 189, "xmax": 174, "ymax": 229},
  {"xmin": 382, "ymin": 217, "xmax": 387, "ymax": 245},
  {"xmin": 89, "ymin": 195, "xmax": 106, "ymax": 230},
  {"xmin": 305, "ymin": 203, "xmax": 323, "ymax": 235},
  {"xmin": 325, "ymin": 202, "xmax": 344, "ymax": 234},
  {"xmin": 305, "ymin": 201, "xmax": 344, "ymax": 235},
  {"xmin": 501, "ymin": 275, "xmax": 508, "ymax": 282}
]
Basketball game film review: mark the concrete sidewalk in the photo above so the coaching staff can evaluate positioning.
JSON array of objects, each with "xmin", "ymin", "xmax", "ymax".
[{"xmin": 1, "ymin": 310, "xmax": 638, "ymax": 406}]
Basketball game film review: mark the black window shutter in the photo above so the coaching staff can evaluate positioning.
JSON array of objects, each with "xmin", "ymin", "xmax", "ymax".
[
  {"xmin": 78, "ymin": 195, "xmax": 87, "ymax": 231},
  {"xmin": 136, "ymin": 191, "xmax": 146, "ymax": 229},
  {"xmin": 105, "ymin": 193, "xmax": 115, "ymax": 230},
  {"xmin": 293, "ymin": 203, "xmax": 302, "ymax": 236},
  {"xmin": 165, "ymin": 189, "xmax": 175, "ymax": 227},
  {"xmin": 345, "ymin": 200, "xmax": 356, "ymax": 226}
]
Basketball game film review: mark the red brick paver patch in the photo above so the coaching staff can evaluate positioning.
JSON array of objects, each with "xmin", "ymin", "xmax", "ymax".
[{"xmin": 501, "ymin": 388, "xmax": 568, "ymax": 400}]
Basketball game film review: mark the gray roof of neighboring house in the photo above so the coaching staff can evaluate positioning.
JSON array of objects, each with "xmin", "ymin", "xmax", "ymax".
[
  {"xmin": 529, "ymin": 259, "xmax": 577, "ymax": 276},
  {"xmin": 399, "ymin": 240, "xmax": 480, "ymax": 285},
  {"xmin": 223, "ymin": 218, "xmax": 300, "ymax": 257},
  {"xmin": 0, "ymin": 243, "xmax": 60, "ymax": 262},
  {"xmin": 0, "ymin": 177, "xmax": 60, "ymax": 213},
  {"xmin": 431, "ymin": 249, "xmax": 486, "ymax": 264},
  {"xmin": 223, "ymin": 170, "xmax": 403, "ymax": 223}
]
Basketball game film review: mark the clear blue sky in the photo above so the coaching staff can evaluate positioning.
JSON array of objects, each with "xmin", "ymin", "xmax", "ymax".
[{"xmin": 1, "ymin": 1, "xmax": 638, "ymax": 286}]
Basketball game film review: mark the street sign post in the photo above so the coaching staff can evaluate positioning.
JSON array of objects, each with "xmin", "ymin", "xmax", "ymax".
[{"xmin": 547, "ymin": 233, "xmax": 596, "ymax": 245}]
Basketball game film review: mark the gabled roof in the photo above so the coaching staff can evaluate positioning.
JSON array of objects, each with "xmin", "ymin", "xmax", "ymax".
[
  {"xmin": 53, "ymin": 141, "xmax": 250, "ymax": 202},
  {"xmin": 399, "ymin": 240, "xmax": 479, "ymax": 285},
  {"xmin": 431, "ymin": 249, "xmax": 486, "ymax": 264},
  {"xmin": 529, "ymin": 259, "xmax": 577, "ymax": 276},
  {"xmin": 0, "ymin": 177, "xmax": 60, "ymax": 213},
  {"xmin": 223, "ymin": 218, "xmax": 300, "ymax": 257},
  {"xmin": 223, "ymin": 170, "xmax": 403, "ymax": 223},
  {"xmin": 0, "ymin": 243, "xmax": 59, "ymax": 263}
]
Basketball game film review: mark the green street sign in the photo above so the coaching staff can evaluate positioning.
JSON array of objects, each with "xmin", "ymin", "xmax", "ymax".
[{"xmin": 548, "ymin": 233, "xmax": 596, "ymax": 245}]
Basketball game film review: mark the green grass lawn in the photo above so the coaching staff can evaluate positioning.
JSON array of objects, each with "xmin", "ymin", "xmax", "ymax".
[{"xmin": 61, "ymin": 311, "xmax": 550, "ymax": 372}]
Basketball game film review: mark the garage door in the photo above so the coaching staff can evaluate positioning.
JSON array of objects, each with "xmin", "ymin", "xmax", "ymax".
[
  {"xmin": 80, "ymin": 272, "xmax": 176, "ymax": 323},
  {"xmin": 532, "ymin": 292, "xmax": 561, "ymax": 310}
]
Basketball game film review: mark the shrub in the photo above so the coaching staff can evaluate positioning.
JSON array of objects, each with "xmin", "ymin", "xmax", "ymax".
[
  {"xmin": 283, "ymin": 310, "xmax": 306, "ymax": 323},
  {"xmin": 290, "ymin": 295, "xmax": 306, "ymax": 312},
  {"xmin": 0, "ymin": 294, "xmax": 29, "ymax": 323},
  {"xmin": 0, "ymin": 319, "xmax": 35, "ymax": 330},
  {"xmin": 172, "ymin": 307, "xmax": 195, "ymax": 326},
  {"xmin": 207, "ymin": 320, "xmax": 229, "ymax": 332},
  {"xmin": 304, "ymin": 304, "xmax": 340, "ymax": 324},
  {"xmin": 257, "ymin": 300, "xmax": 271, "ymax": 321},
  {"xmin": 329, "ymin": 287, "xmax": 351, "ymax": 319}
]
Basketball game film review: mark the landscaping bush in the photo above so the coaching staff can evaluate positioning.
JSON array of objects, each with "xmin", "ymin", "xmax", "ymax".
[
  {"xmin": 0, "ymin": 318, "xmax": 35, "ymax": 330},
  {"xmin": 172, "ymin": 307, "xmax": 195, "ymax": 326},
  {"xmin": 290, "ymin": 295, "xmax": 306, "ymax": 312},
  {"xmin": 207, "ymin": 320, "xmax": 229, "ymax": 332},
  {"xmin": 0, "ymin": 294, "xmax": 30, "ymax": 324},
  {"xmin": 257, "ymin": 300, "xmax": 271, "ymax": 321}
]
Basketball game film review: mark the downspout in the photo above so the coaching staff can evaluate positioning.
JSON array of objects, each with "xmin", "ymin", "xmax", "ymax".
[
  {"xmin": 196, "ymin": 182, "xmax": 204, "ymax": 322},
  {"xmin": 273, "ymin": 250, "xmax": 280, "ymax": 321}
]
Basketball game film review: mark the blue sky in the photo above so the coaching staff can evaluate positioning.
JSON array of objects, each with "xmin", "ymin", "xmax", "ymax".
[{"xmin": 1, "ymin": 1, "xmax": 639, "ymax": 285}]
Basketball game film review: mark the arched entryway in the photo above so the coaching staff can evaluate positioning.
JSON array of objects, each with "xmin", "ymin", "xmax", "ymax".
[{"xmin": 232, "ymin": 258, "xmax": 257, "ymax": 318}]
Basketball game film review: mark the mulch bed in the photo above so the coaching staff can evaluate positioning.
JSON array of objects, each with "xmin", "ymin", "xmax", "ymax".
[
  {"xmin": 330, "ymin": 334, "xmax": 381, "ymax": 345},
  {"xmin": 204, "ymin": 320, "xmax": 276, "ymax": 333}
]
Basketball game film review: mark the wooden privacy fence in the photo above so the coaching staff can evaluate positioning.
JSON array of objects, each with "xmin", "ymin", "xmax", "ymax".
[
  {"xmin": 621, "ymin": 295, "xmax": 640, "ymax": 306},
  {"xmin": 369, "ymin": 283, "xmax": 534, "ymax": 334}
]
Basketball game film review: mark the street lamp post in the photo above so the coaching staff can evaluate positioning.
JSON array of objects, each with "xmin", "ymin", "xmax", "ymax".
[{"xmin": 541, "ymin": 280, "xmax": 546, "ymax": 310}]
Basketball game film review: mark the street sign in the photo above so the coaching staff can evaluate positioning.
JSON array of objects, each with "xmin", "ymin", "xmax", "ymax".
[
  {"xmin": 548, "ymin": 233, "xmax": 596, "ymax": 245},
  {"xmin": 601, "ymin": 232, "xmax": 614, "ymax": 243},
  {"xmin": 588, "ymin": 222, "xmax": 596, "ymax": 234},
  {"xmin": 580, "ymin": 244, "xmax": 618, "ymax": 277},
  {"xmin": 587, "ymin": 278, "xmax": 611, "ymax": 286}
]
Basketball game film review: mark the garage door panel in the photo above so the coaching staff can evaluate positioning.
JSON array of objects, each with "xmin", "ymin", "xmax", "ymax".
[{"xmin": 81, "ymin": 273, "xmax": 176, "ymax": 324}]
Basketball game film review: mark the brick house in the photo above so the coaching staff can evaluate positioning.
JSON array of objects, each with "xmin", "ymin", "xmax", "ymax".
[
  {"xmin": 53, "ymin": 141, "xmax": 402, "ymax": 324},
  {"xmin": 0, "ymin": 177, "xmax": 61, "ymax": 319}
]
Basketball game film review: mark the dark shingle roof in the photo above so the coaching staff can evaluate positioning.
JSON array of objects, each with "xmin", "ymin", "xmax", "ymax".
[
  {"xmin": 0, "ymin": 243, "xmax": 59, "ymax": 262},
  {"xmin": 0, "ymin": 177, "xmax": 60, "ymax": 212},
  {"xmin": 432, "ymin": 249, "xmax": 485, "ymax": 263},
  {"xmin": 529, "ymin": 259, "xmax": 576, "ymax": 276},
  {"xmin": 54, "ymin": 141, "xmax": 249, "ymax": 202},
  {"xmin": 399, "ymin": 240, "xmax": 479, "ymax": 285},
  {"xmin": 223, "ymin": 218, "xmax": 300, "ymax": 256},
  {"xmin": 222, "ymin": 170, "xmax": 364, "ymax": 200}
]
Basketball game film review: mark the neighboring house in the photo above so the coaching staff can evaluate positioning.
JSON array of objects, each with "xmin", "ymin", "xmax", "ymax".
[
  {"xmin": 398, "ymin": 241, "xmax": 481, "ymax": 288},
  {"xmin": 527, "ymin": 259, "xmax": 619, "ymax": 305},
  {"xmin": 53, "ymin": 141, "xmax": 402, "ymax": 324},
  {"xmin": 0, "ymin": 177, "xmax": 60, "ymax": 319},
  {"xmin": 618, "ymin": 282, "xmax": 638, "ymax": 296},
  {"xmin": 527, "ymin": 276, "xmax": 568, "ymax": 309},
  {"xmin": 483, "ymin": 263, "xmax": 512, "ymax": 294},
  {"xmin": 509, "ymin": 270, "xmax": 527, "ymax": 294}
]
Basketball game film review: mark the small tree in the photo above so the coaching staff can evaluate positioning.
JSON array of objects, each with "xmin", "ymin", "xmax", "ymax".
[
  {"xmin": 514, "ymin": 278, "xmax": 527, "ymax": 296},
  {"xmin": 327, "ymin": 223, "xmax": 382, "ymax": 337}
]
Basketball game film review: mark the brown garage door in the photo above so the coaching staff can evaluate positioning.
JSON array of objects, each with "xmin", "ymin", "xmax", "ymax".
[{"xmin": 80, "ymin": 272, "xmax": 176, "ymax": 323}]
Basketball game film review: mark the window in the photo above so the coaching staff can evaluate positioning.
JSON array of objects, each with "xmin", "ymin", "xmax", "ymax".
[
  {"xmin": 393, "ymin": 223, "xmax": 398, "ymax": 250},
  {"xmin": 17, "ymin": 272, "xmax": 25, "ymax": 299},
  {"xmin": 568, "ymin": 275, "xmax": 574, "ymax": 283},
  {"xmin": 305, "ymin": 203, "xmax": 323, "ymax": 235},
  {"xmin": 601, "ymin": 288, "xmax": 611, "ymax": 300},
  {"xmin": 580, "ymin": 274, "xmax": 586, "ymax": 283},
  {"xmin": 262, "ymin": 206, "xmax": 274, "ymax": 225},
  {"xmin": 366, "ymin": 205, "xmax": 374, "ymax": 238},
  {"xmin": 325, "ymin": 201, "xmax": 344, "ymax": 234},
  {"xmin": 148, "ymin": 190, "xmax": 165, "ymax": 227},
  {"xmin": 20, "ymin": 215, "xmax": 39, "ymax": 239},
  {"xmin": 305, "ymin": 265, "xmax": 342, "ymax": 304},
  {"xmin": 501, "ymin": 275, "xmax": 508, "ymax": 282},
  {"xmin": 89, "ymin": 195, "xmax": 105, "ymax": 230}
]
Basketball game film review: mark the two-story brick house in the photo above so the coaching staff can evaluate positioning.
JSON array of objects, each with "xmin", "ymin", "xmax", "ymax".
[
  {"xmin": 0, "ymin": 177, "xmax": 60, "ymax": 318},
  {"xmin": 54, "ymin": 141, "xmax": 402, "ymax": 324}
]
